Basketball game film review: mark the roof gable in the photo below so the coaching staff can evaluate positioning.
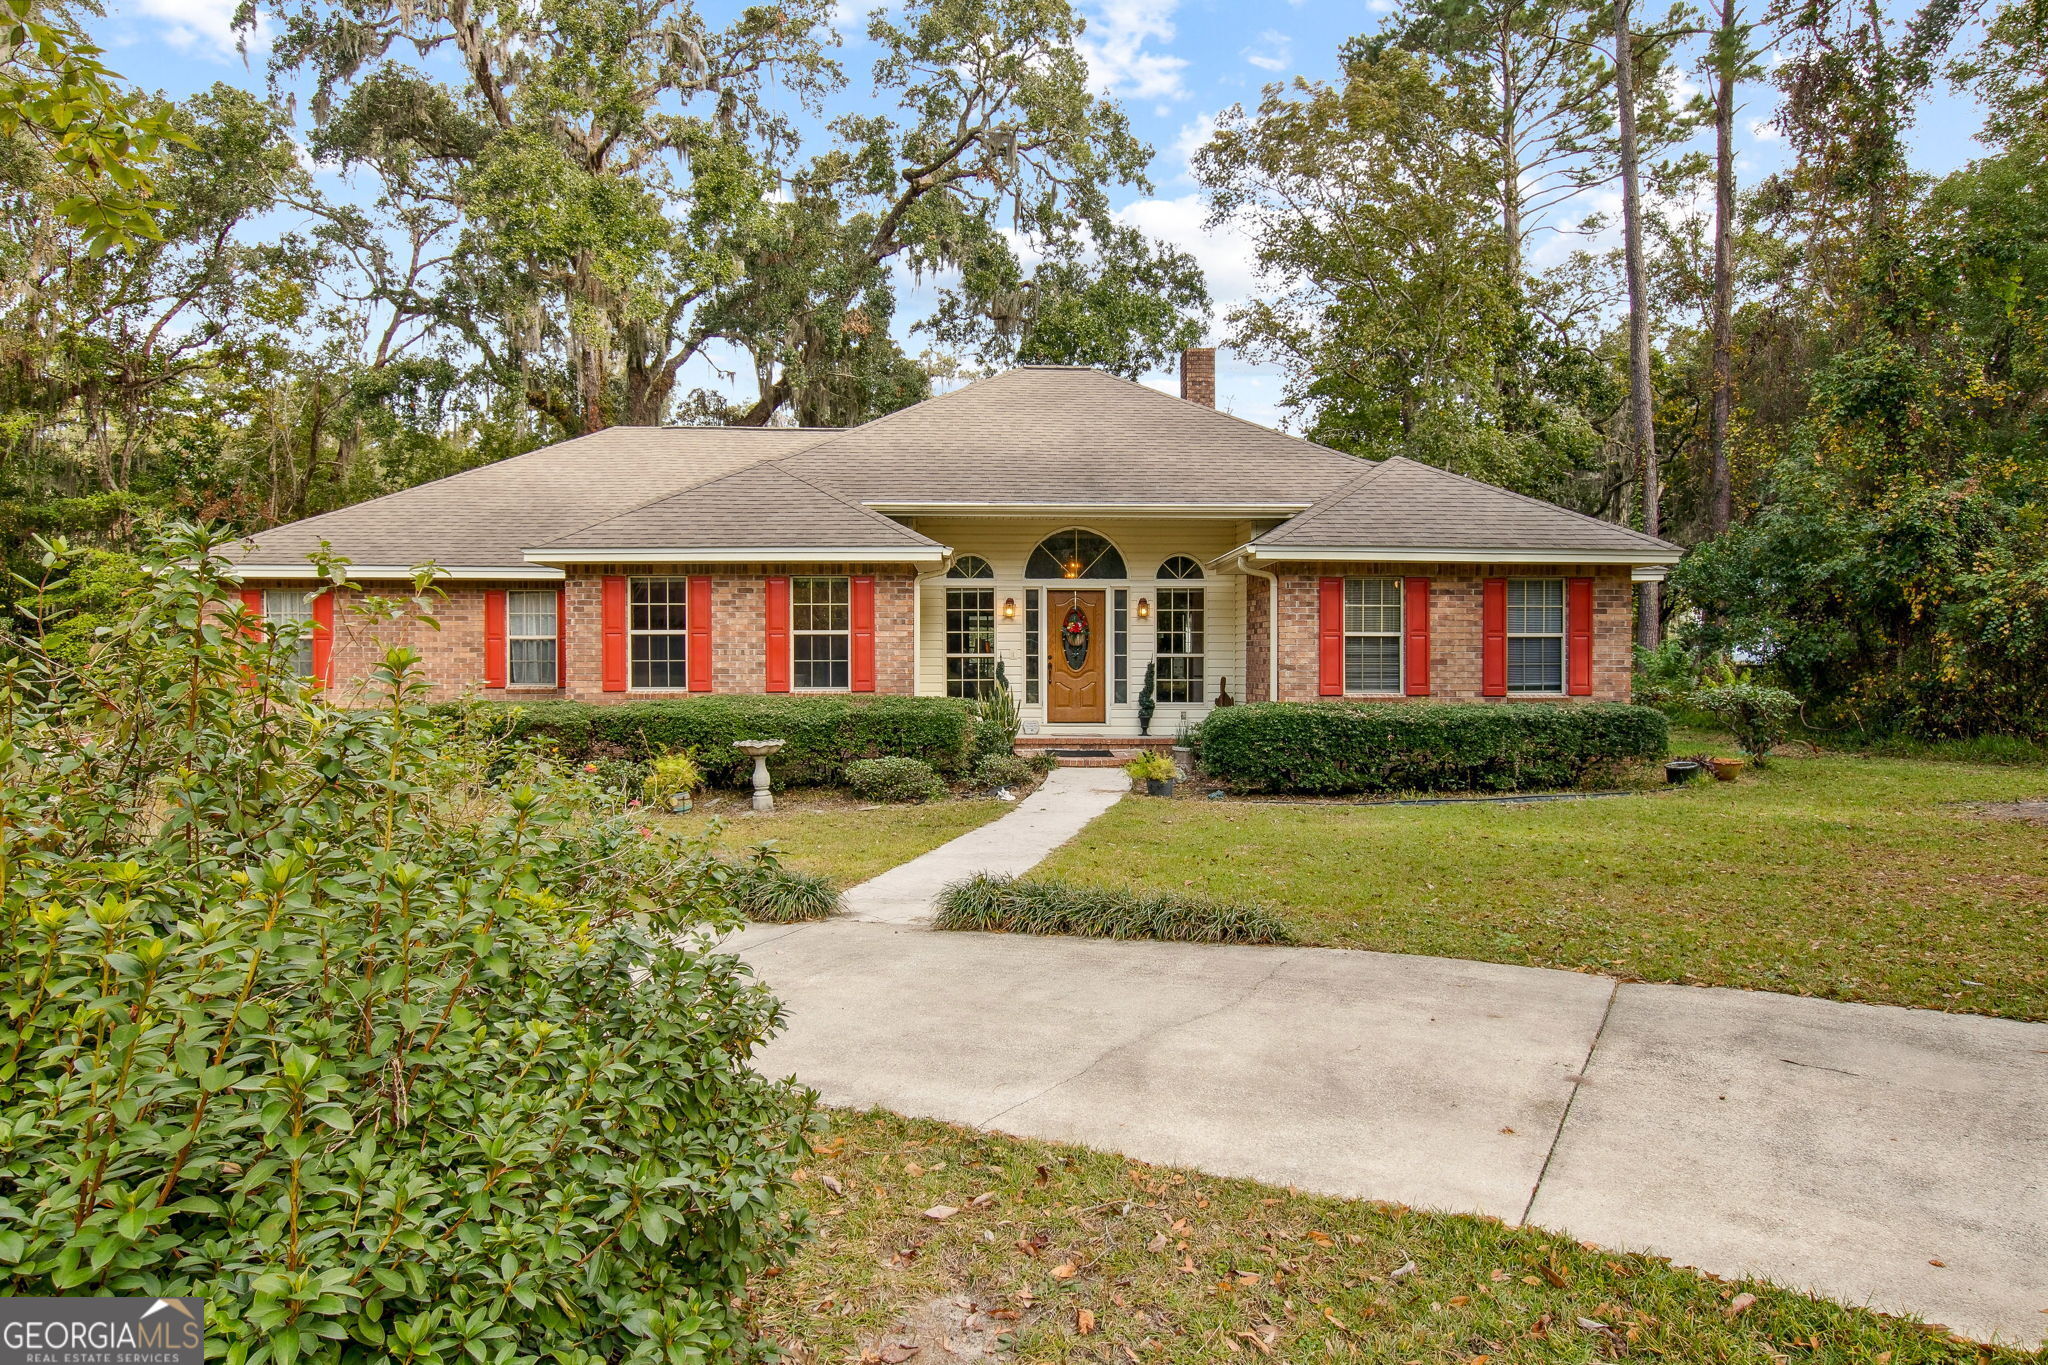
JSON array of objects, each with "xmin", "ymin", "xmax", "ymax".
[{"xmin": 1254, "ymin": 456, "xmax": 1680, "ymax": 558}]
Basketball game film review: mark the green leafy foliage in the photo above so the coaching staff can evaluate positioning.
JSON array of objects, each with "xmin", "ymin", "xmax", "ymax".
[
  {"xmin": 719, "ymin": 845, "xmax": 843, "ymax": 923},
  {"xmin": 933, "ymin": 873, "xmax": 1294, "ymax": 945},
  {"xmin": 1692, "ymin": 683, "xmax": 1802, "ymax": 765},
  {"xmin": 1192, "ymin": 702, "xmax": 1669, "ymax": 794},
  {"xmin": 844, "ymin": 757, "xmax": 949, "ymax": 804},
  {"xmin": 970, "ymin": 659, "xmax": 1021, "ymax": 761},
  {"xmin": 643, "ymin": 751, "xmax": 706, "ymax": 806},
  {"xmin": 0, "ymin": 525, "xmax": 811, "ymax": 1362},
  {"xmin": 455, "ymin": 696, "xmax": 978, "ymax": 787},
  {"xmin": 1123, "ymin": 750, "xmax": 1178, "ymax": 783},
  {"xmin": 970, "ymin": 753, "xmax": 1037, "ymax": 789}
]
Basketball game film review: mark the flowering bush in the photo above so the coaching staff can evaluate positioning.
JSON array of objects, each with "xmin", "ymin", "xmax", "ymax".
[{"xmin": 0, "ymin": 526, "xmax": 810, "ymax": 1363}]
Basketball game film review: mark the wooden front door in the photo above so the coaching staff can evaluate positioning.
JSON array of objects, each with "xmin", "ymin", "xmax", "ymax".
[{"xmin": 1047, "ymin": 590, "xmax": 1107, "ymax": 724}]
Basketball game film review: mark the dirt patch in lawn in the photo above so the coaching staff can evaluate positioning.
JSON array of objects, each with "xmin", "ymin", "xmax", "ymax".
[
  {"xmin": 1961, "ymin": 799, "xmax": 2048, "ymax": 823},
  {"xmin": 852, "ymin": 1293, "xmax": 1018, "ymax": 1362}
]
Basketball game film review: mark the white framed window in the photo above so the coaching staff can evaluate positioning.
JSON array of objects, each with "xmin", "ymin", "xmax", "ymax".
[
  {"xmin": 945, "ymin": 586, "xmax": 996, "ymax": 699},
  {"xmin": 507, "ymin": 590, "xmax": 558, "ymax": 688},
  {"xmin": 792, "ymin": 576, "xmax": 850, "ymax": 691},
  {"xmin": 1155, "ymin": 556, "xmax": 1205, "ymax": 704},
  {"xmin": 1343, "ymin": 578, "xmax": 1403, "ymax": 694},
  {"xmin": 629, "ymin": 577, "xmax": 689, "ymax": 690},
  {"xmin": 263, "ymin": 589, "xmax": 316, "ymax": 678},
  {"xmin": 1507, "ymin": 578, "xmax": 1566, "ymax": 693}
]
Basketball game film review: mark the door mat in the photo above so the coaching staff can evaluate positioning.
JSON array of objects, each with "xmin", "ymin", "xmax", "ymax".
[{"xmin": 1049, "ymin": 748, "xmax": 1116, "ymax": 758}]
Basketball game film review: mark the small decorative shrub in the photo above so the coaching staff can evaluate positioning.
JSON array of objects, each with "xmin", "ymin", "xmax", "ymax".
[
  {"xmin": 973, "ymin": 753, "xmax": 1037, "ymax": 790},
  {"xmin": 722, "ymin": 845, "xmax": 842, "ymax": 922},
  {"xmin": 971, "ymin": 659, "xmax": 1023, "ymax": 761},
  {"xmin": 0, "ymin": 526, "xmax": 810, "ymax": 1362},
  {"xmin": 449, "ymin": 694, "xmax": 976, "ymax": 786},
  {"xmin": 1137, "ymin": 660, "xmax": 1157, "ymax": 735},
  {"xmin": 1192, "ymin": 701, "xmax": 1669, "ymax": 794},
  {"xmin": 1693, "ymin": 682, "xmax": 1802, "ymax": 766},
  {"xmin": 1124, "ymin": 749, "xmax": 1178, "ymax": 783},
  {"xmin": 846, "ymin": 755, "xmax": 949, "ymax": 802},
  {"xmin": 934, "ymin": 873, "xmax": 1294, "ymax": 945},
  {"xmin": 578, "ymin": 753, "xmax": 649, "ymax": 804},
  {"xmin": 643, "ymin": 750, "xmax": 704, "ymax": 806}
]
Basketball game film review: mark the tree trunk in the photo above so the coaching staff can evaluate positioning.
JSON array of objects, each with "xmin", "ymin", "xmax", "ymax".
[
  {"xmin": 1707, "ymin": 0, "xmax": 1738, "ymax": 537},
  {"xmin": 1615, "ymin": 0, "xmax": 1663, "ymax": 650}
]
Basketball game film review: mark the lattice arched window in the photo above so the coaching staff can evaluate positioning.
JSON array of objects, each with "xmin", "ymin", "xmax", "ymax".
[
  {"xmin": 948, "ymin": 554, "xmax": 995, "ymax": 579},
  {"xmin": 1158, "ymin": 555, "xmax": 1204, "ymax": 580},
  {"xmin": 1025, "ymin": 529, "xmax": 1126, "ymax": 579}
]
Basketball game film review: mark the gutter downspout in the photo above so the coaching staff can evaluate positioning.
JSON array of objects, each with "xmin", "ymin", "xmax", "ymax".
[{"xmin": 1233, "ymin": 551, "xmax": 1280, "ymax": 704}]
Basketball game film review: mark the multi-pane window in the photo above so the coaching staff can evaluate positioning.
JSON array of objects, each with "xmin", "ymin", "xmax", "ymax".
[
  {"xmin": 1343, "ymin": 578, "xmax": 1403, "ymax": 693},
  {"xmin": 1506, "ymin": 578, "xmax": 1566, "ymax": 693},
  {"xmin": 1154, "ymin": 589, "xmax": 1205, "ymax": 704},
  {"xmin": 507, "ymin": 589, "xmax": 558, "ymax": 687},
  {"xmin": 792, "ymin": 576, "xmax": 851, "ymax": 691},
  {"xmin": 630, "ymin": 578, "xmax": 690, "ymax": 689},
  {"xmin": 945, "ymin": 587, "xmax": 996, "ymax": 698},
  {"xmin": 263, "ymin": 589, "xmax": 316, "ymax": 678},
  {"xmin": 1113, "ymin": 589, "xmax": 1129, "ymax": 703},
  {"xmin": 1023, "ymin": 589, "xmax": 1041, "ymax": 703}
]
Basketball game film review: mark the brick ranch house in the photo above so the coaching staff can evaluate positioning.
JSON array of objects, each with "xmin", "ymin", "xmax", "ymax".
[{"xmin": 228, "ymin": 352, "xmax": 1680, "ymax": 740}]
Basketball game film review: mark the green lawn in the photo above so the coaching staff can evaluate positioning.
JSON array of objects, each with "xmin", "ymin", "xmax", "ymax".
[
  {"xmin": 748, "ymin": 1110, "xmax": 2022, "ymax": 1364},
  {"xmin": 652, "ymin": 795, "xmax": 1010, "ymax": 888},
  {"xmin": 1033, "ymin": 745, "xmax": 2048, "ymax": 1019}
]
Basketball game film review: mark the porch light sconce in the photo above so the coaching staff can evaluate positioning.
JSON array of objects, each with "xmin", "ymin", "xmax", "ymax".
[
  {"xmin": 1002, "ymin": 596, "xmax": 1017, "ymax": 621},
  {"xmin": 1136, "ymin": 596, "xmax": 1151, "ymax": 620}
]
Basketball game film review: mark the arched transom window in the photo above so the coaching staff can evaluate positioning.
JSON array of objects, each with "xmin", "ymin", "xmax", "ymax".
[
  {"xmin": 948, "ymin": 554, "xmax": 995, "ymax": 579},
  {"xmin": 1158, "ymin": 555, "xmax": 1204, "ymax": 580},
  {"xmin": 1026, "ymin": 529, "xmax": 1126, "ymax": 579}
]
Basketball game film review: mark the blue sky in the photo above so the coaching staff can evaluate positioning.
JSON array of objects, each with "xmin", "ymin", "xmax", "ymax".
[{"xmin": 86, "ymin": 0, "xmax": 1991, "ymax": 428}]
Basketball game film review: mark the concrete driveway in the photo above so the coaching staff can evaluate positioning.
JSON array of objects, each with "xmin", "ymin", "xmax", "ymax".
[{"xmin": 730, "ymin": 920, "xmax": 2048, "ymax": 1348}]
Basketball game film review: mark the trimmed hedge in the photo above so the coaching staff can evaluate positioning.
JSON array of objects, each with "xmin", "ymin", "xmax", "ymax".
[
  {"xmin": 846, "ymin": 756, "xmax": 948, "ymax": 803},
  {"xmin": 451, "ymin": 695, "xmax": 977, "ymax": 787},
  {"xmin": 933, "ymin": 873, "xmax": 1295, "ymax": 945},
  {"xmin": 1192, "ymin": 701, "xmax": 1669, "ymax": 794}
]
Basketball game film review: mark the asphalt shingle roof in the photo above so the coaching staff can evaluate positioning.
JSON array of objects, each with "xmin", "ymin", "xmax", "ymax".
[
  {"xmin": 228, "ymin": 367, "xmax": 1681, "ymax": 573},
  {"xmin": 1252, "ymin": 456, "xmax": 1680, "ymax": 556}
]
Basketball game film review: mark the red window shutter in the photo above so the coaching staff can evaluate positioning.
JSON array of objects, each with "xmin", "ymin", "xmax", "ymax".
[
  {"xmin": 482, "ymin": 589, "xmax": 507, "ymax": 689},
  {"xmin": 687, "ymin": 575, "xmax": 713, "ymax": 692},
  {"xmin": 555, "ymin": 587, "xmax": 568, "ymax": 689},
  {"xmin": 850, "ymin": 575, "xmax": 876, "ymax": 693},
  {"xmin": 765, "ymin": 576, "xmax": 791, "ymax": 693},
  {"xmin": 1481, "ymin": 577, "xmax": 1508, "ymax": 697},
  {"xmin": 1317, "ymin": 577, "xmax": 1345, "ymax": 696},
  {"xmin": 1567, "ymin": 576, "xmax": 1595, "ymax": 696},
  {"xmin": 239, "ymin": 587, "xmax": 264, "ymax": 637},
  {"xmin": 1403, "ymin": 577, "xmax": 1431, "ymax": 696},
  {"xmin": 311, "ymin": 591, "xmax": 336, "ymax": 690},
  {"xmin": 600, "ymin": 576, "xmax": 628, "ymax": 692}
]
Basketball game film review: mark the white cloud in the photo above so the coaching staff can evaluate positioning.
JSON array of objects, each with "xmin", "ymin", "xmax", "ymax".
[
  {"xmin": 1747, "ymin": 115, "xmax": 1782, "ymax": 142},
  {"xmin": 130, "ymin": 0, "xmax": 267, "ymax": 58},
  {"xmin": 1116, "ymin": 192, "xmax": 1260, "ymax": 316},
  {"xmin": 1077, "ymin": 0, "xmax": 1190, "ymax": 102},
  {"xmin": 1169, "ymin": 111, "xmax": 1218, "ymax": 179},
  {"xmin": 1242, "ymin": 29, "xmax": 1292, "ymax": 73}
]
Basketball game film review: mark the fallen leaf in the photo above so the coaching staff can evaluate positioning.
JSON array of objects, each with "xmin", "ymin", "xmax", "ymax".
[
  {"xmin": 1051, "ymin": 1262, "xmax": 1078, "ymax": 1280},
  {"xmin": 1448, "ymin": 1295, "xmax": 1470, "ymax": 1307},
  {"xmin": 1307, "ymin": 1231, "xmax": 1334, "ymax": 1246},
  {"xmin": 1928, "ymin": 1259, "xmax": 1946, "ymax": 1268},
  {"xmin": 922, "ymin": 1205, "xmax": 959, "ymax": 1221},
  {"xmin": 1726, "ymin": 1293, "xmax": 1758, "ymax": 1317},
  {"xmin": 878, "ymin": 1345, "xmax": 919, "ymax": 1363},
  {"xmin": 820, "ymin": 1174, "xmax": 844, "ymax": 1196},
  {"xmin": 1146, "ymin": 1233, "xmax": 1169, "ymax": 1252},
  {"xmin": 1389, "ymin": 1261, "xmax": 1418, "ymax": 1282},
  {"xmin": 1076, "ymin": 1308, "xmax": 1096, "ymax": 1336},
  {"xmin": 904, "ymin": 1161, "xmax": 924, "ymax": 1177},
  {"xmin": 1576, "ymin": 1317, "xmax": 1609, "ymax": 1332},
  {"xmin": 1500, "ymin": 1127, "xmax": 1516, "ymax": 1135},
  {"xmin": 971, "ymin": 1192, "xmax": 996, "ymax": 1207}
]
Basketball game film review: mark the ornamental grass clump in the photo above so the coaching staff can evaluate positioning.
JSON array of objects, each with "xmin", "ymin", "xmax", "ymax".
[
  {"xmin": 934, "ymin": 873, "xmax": 1294, "ymax": 945},
  {"xmin": 0, "ymin": 526, "xmax": 811, "ymax": 1364},
  {"xmin": 720, "ymin": 845, "xmax": 842, "ymax": 923}
]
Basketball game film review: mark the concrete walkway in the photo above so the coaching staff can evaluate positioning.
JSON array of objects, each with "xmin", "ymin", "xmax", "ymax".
[
  {"xmin": 730, "ymin": 920, "xmax": 2048, "ymax": 1347},
  {"xmin": 840, "ymin": 766, "xmax": 1130, "ymax": 924}
]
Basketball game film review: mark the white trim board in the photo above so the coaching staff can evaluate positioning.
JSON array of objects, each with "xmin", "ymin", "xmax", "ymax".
[{"xmin": 525, "ymin": 546, "xmax": 951, "ymax": 565}]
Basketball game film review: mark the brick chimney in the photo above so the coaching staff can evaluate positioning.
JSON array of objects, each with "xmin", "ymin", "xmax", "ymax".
[{"xmin": 1179, "ymin": 347, "xmax": 1216, "ymax": 408}]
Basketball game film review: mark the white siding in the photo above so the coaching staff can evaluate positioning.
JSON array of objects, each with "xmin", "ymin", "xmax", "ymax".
[{"xmin": 909, "ymin": 517, "xmax": 1251, "ymax": 738}]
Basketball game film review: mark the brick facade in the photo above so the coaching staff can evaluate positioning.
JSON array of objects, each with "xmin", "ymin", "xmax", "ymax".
[
  {"xmin": 1258, "ymin": 562, "xmax": 1636, "ymax": 704},
  {"xmin": 247, "ymin": 559, "xmax": 1635, "ymax": 709},
  {"xmin": 247, "ymin": 563, "xmax": 917, "ymax": 705}
]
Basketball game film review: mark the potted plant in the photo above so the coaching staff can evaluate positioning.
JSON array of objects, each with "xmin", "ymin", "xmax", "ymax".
[
  {"xmin": 1706, "ymin": 756, "xmax": 1745, "ymax": 782},
  {"xmin": 644, "ymin": 751, "xmax": 704, "ymax": 813},
  {"xmin": 1125, "ymin": 749, "xmax": 1179, "ymax": 797}
]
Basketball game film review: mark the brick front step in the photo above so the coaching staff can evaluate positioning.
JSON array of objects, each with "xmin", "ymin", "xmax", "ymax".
[{"xmin": 1014, "ymin": 735, "xmax": 1176, "ymax": 749}]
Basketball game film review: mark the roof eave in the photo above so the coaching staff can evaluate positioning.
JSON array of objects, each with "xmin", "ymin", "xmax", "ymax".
[
  {"xmin": 1237, "ymin": 545, "xmax": 1685, "ymax": 566},
  {"xmin": 864, "ymin": 501, "xmax": 1313, "ymax": 519},
  {"xmin": 525, "ymin": 546, "xmax": 952, "ymax": 565},
  {"xmin": 229, "ymin": 563, "xmax": 565, "ymax": 581}
]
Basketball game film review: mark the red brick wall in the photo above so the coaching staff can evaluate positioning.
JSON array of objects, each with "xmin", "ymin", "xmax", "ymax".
[
  {"xmin": 243, "ymin": 563, "xmax": 919, "ymax": 704},
  {"xmin": 1244, "ymin": 574, "xmax": 1272, "ymax": 703},
  {"xmin": 1256, "ymin": 562, "xmax": 1637, "ymax": 704}
]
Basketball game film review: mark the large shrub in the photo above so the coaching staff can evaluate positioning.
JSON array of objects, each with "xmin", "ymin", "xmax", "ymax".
[
  {"xmin": 1193, "ymin": 701, "xmax": 1669, "ymax": 794},
  {"xmin": 459, "ymin": 694, "xmax": 976, "ymax": 787},
  {"xmin": 0, "ymin": 528, "xmax": 810, "ymax": 1363},
  {"xmin": 1693, "ymin": 682, "xmax": 1802, "ymax": 766},
  {"xmin": 844, "ymin": 756, "xmax": 947, "ymax": 803}
]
